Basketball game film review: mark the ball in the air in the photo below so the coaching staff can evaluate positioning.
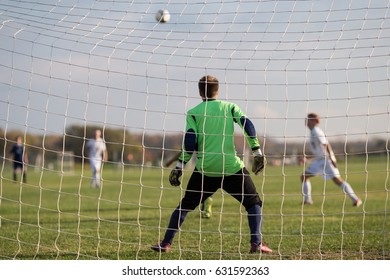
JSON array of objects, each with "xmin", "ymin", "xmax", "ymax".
[{"xmin": 155, "ymin": 9, "xmax": 170, "ymax": 23}]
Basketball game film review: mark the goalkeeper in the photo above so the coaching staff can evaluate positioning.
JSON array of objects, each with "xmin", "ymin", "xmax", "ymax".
[{"xmin": 152, "ymin": 75, "xmax": 272, "ymax": 254}]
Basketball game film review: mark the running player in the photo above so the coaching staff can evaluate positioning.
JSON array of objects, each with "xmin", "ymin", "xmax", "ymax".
[
  {"xmin": 301, "ymin": 113, "xmax": 362, "ymax": 207},
  {"xmin": 10, "ymin": 135, "xmax": 28, "ymax": 183},
  {"xmin": 86, "ymin": 129, "xmax": 108, "ymax": 188}
]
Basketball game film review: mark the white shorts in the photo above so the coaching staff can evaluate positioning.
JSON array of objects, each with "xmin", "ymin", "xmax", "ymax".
[
  {"xmin": 90, "ymin": 159, "xmax": 102, "ymax": 173},
  {"xmin": 304, "ymin": 158, "xmax": 340, "ymax": 180}
]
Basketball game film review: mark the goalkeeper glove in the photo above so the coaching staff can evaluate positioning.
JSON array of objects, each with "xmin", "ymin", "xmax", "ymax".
[
  {"xmin": 169, "ymin": 165, "xmax": 183, "ymax": 186},
  {"xmin": 252, "ymin": 149, "xmax": 266, "ymax": 175}
]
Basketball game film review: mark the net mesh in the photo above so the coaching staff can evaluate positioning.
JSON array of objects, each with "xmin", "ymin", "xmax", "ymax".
[{"xmin": 0, "ymin": 0, "xmax": 389, "ymax": 260}]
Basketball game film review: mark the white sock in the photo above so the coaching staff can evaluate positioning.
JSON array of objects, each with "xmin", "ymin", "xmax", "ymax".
[
  {"xmin": 340, "ymin": 181, "xmax": 358, "ymax": 202},
  {"xmin": 303, "ymin": 181, "xmax": 312, "ymax": 203}
]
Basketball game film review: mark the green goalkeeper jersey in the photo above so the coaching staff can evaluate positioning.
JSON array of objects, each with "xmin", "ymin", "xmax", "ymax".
[{"xmin": 179, "ymin": 99, "xmax": 260, "ymax": 177}]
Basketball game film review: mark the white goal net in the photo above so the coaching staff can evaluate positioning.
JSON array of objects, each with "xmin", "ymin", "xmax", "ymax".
[{"xmin": 0, "ymin": 0, "xmax": 389, "ymax": 260}]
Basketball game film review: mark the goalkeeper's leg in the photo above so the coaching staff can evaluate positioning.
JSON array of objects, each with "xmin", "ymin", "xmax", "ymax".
[
  {"xmin": 163, "ymin": 207, "xmax": 189, "ymax": 245},
  {"xmin": 224, "ymin": 168, "xmax": 272, "ymax": 253},
  {"xmin": 151, "ymin": 207, "xmax": 189, "ymax": 252},
  {"xmin": 152, "ymin": 171, "xmax": 219, "ymax": 252},
  {"xmin": 247, "ymin": 203, "xmax": 272, "ymax": 253}
]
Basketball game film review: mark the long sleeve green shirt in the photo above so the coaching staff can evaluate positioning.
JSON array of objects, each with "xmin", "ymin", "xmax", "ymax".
[{"xmin": 179, "ymin": 99, "xmax": 260, "ymax": 177}]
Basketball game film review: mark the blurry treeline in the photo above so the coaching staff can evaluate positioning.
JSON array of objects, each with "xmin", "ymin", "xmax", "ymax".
[{"xmin": 0, "ymin": 125, "xmax": 388, "ymax": 168}]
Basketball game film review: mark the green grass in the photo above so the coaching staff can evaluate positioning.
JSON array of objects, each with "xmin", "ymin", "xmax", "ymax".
[{"xmin": 0, "ymin": 156, "xmax": 389, "ymax": 260}]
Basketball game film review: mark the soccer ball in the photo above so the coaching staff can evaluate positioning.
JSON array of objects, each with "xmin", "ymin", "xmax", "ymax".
[{"xmin": 155, "ymin": 9, "xmax": 170, "ymax": 23}]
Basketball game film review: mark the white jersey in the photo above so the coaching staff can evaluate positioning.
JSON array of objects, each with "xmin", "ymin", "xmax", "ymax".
[
  {"xmin": 306, "ymin": 126, "xmax": 340, "ymax": 179},
  {"xmin": 309, "ymin": 126, "xmax": 328, "ymax": 159},
  {"xmin": 87, "ymin": 138, "xmax": 107, "ymax": 161}
]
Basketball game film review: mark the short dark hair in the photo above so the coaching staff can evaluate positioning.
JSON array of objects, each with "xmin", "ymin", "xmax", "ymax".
[
  {"xmin": 198, "ymin": 75, "xmax": 219, "ymax": 99},
  {"xmin": 307, "ymin": 113, "xmax": 320, "ymax": 123}
]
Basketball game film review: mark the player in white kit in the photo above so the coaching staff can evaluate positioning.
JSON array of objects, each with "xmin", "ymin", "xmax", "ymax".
[
  {"xmin": 86, "ymin": 129, "xmax": 108, "ymax": 188},
  {"xmin": 301, "ymin": 113, "xmax": 362, "ymax": 207}
]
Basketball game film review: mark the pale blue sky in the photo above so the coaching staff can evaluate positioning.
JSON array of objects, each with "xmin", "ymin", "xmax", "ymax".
[{"xmin": 1, "ymin": 0, "xmax": 389, "ymax": 143}]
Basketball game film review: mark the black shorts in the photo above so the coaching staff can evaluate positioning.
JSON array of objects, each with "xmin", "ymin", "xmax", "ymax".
[
  {"xmin": 178, "ymin": 167, "xmax": 262, "ymax": 211},
  {"xmin": 13, "ymin": 162, "xmax": 23, "ymax": 170}
]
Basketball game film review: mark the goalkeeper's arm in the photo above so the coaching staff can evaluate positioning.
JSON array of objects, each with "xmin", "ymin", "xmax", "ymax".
[
  {"xmin": 168, "ymin": 127, "xmax": 197, "ymax": 186},
  {"xmin": 237, "ymin": 115, "xmax": 265, "ymax": 174}
]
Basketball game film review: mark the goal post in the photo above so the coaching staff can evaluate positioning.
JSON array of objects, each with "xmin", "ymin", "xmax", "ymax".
[{"xmin": 0, "ymin": 0, "xmax": 389, "ymax": 261}]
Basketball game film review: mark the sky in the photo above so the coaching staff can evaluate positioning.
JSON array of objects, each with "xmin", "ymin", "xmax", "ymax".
[{"xmin": 0, "ymin": 0, "xmax": 389, "ymax": 143}]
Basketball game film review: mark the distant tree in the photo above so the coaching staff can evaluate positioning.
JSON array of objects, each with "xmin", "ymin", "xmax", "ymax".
[
  {"xmin": 64, "ymin": 125, "xmax": 86, "ymax": 162},
  {"xmin": 369, "ymin": 138, "xmax": 388, "ymax": 155}
]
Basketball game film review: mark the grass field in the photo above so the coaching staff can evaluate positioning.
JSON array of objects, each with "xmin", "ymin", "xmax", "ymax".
[{"xmin": 0, "ymin": 156, "xmax": 389, "ymax": 260}]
